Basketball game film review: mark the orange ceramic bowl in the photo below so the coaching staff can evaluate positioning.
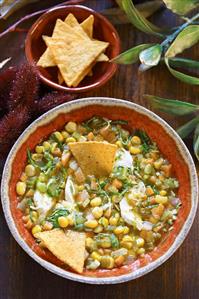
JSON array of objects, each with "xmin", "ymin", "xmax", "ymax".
[
  {"xmin": 1, "ymin": 98, "xmax": 198, "ymax": 284},
  {"xmin": 25, "ymin": 5, "xmax": 120, "ymax": 93}
]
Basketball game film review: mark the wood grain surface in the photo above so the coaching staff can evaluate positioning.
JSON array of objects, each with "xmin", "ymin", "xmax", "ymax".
[{"xmin": 0, "ymin": 1, "xmax": 198, "ymax": 299}]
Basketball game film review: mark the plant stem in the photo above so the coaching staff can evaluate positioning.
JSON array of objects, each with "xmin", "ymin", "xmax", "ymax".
[{"xmin": 161, "ymin": 12, "xmax": 199, "ymax": 49}]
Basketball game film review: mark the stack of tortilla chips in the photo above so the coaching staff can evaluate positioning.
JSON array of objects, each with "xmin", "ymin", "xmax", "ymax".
[{"xmin": 37, "ymin": 14, "xmax": 109, "ymax": 87}]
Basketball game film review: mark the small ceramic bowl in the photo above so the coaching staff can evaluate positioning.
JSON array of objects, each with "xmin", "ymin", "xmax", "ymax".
[
  {"xmin": 1, "ymin": 97, "xmax": 198, "ymax": 284},
  {"xmin": 25, "ymin": 5, "xmax": 120, "ymax": 93}
]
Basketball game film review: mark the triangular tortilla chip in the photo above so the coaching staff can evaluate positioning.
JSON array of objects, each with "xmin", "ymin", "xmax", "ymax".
[
  {"xmin": 45, "ymin": 36, "xmax": 108, "ymax": 87},
  {"xmin": 37, "ymin": 19, "xmax": 84, "ymax": 67},
  {"xmin": 64, "ymin": 14, "xmax": 108, "ymax": 63},
  {"xmin": 81, "ymin": 15, "xmax": 94, "ymax": 38},
  {"xmin": 35, "ymin": 229, "xmax": 85, "ymax": 273},
  {"xmin": 68, "ymin": 141, "xmax": 117, "ymax": 177},
  {"xmin": 37, "ymin": 16, "xmax": 108, "ymax": 69}
]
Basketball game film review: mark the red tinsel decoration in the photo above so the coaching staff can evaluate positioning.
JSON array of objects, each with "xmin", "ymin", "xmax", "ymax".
[
  {"xmin": 0, "ymin": 67, "xmax": 16, "ymax": 116},
  {"xmin": 0, "ymin": 63, "xmax": 76, "ymax": 159},
  {"xmin": 8, "ymin": 63, "xmax": 39, "ymax": 111},
  {"xmin": 35, "ymin": 92, "xmax": 75, "ymax": 114},
  {"xmin": 0, "ymin": 105, "xmax": 30, "ymax": 159}
]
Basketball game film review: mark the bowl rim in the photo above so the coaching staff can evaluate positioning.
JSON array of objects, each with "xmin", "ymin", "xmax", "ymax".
[
  {"xmin": 1, "ymin": 97, "xmax": 198, "ymax": 284},
  {"xmin": 25, "ymin": 5, "xmax": 121, "ymax": 93}
]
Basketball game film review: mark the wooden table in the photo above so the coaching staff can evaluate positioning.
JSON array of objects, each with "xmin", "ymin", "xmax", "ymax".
[{"xmin": 0, "ymin": 1, "xmax": 198, "ymax": 298}]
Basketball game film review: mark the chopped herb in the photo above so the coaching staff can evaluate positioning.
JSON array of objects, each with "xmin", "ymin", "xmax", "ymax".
[
  {"xmin": 135, "ymin": 130, "xmax": 153, "ymax": 154},
  {"xmin": 110, "ymin": 233, "xmax": 119, "ymax": 249},
  {"xmin": 50, "ymin": 133, "xmax": 63, "ymax": 150}
]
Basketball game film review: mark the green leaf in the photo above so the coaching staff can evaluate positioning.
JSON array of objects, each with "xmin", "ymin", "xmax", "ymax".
[
  {"xmin": 144, "ymin": 94, "xmax": 199, "ymax": 115},
  {"xmin": 135, "ymin": 1, "xmax": 163, "ymax": 18},
  {"xmin": 169, "ymin": 57, "xmax": 199, "ymax": 69},
  {"xmin": 111, "ymin": 44, "xmax": 153, "ymax": 64},
  {"xmin": 193, "ymin": 123, "xmax": 199, "ymax": 160},
  {"xmin": 162, "ymin": 0, "xmax": 199, "ymax": 15},
  {"xmin": 139, "ymin": 44, "xmax": 162, "ymax": 66},
  {"xmin": 177, "ymin": 115, "xmax": 199, "ymax": 139},
  {"xmin": 110, "ymin": 234, "xmax": 120, "ymax": 249},
  {"xmin": 166, "ymin": 25, "xmax": 199, "ymax": 58},
  {"xmin": 165, "ymin": 58, "xmax": 199, "ymax": 85},
  {"xmin": 118, "ymin": 0, "xmax": 163, "ymax": 36},
  {"xmin": 102, "ymin": 1, "xmax": 163, "ymax": 25},
  {"xmin": 0, "ymin": 0, "xmax": 39, "ymax": 19}
]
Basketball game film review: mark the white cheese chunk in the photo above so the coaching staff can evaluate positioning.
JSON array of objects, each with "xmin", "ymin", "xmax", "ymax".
[
  {"xmin": 115, "ymin": 149, "xmax": 133, "ymax": 169},
  {"xmin": 33, "ymin": 190, "xmax": 53, "ymax": 221}
]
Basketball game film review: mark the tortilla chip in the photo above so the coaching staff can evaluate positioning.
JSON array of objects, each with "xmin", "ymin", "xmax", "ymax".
[
  {"xmin": 37, "ymin": 19, "xmax": 84, "ymax": 67},
  {"xmin": 65, "ymin": 13, "xmax": 88, "ymax": 38},
  {"xmin": 65, "ymin": 14, "xmax": 108, "ymax": 63},
  {"xmin": 58, "ymin": 71, "xmax": 64, "ymax": 85},
  {"xmin": 37, "ymin": 15, "xmax": 108, "ymax": 70},
  {"xmin": 97, "ymin": 53, "xmax": 109, "ymax": 62},
  {"xmin": 45, "ymin": 36, "xmax": 108, "ymax": 87},
  {"xmin": 37, "ymin": 48, "xmax": 55, "ymax": 68},
  {"xmin": 35, "ymin": 229, "xmax": 86, "ymax": 273},
  {"xmin": 81, "ymin": 15, "xmax": 94, "ymax": 38},
  {"xmin": 68, "ymin": 141, "xmax": 117, "ymax": 177}
]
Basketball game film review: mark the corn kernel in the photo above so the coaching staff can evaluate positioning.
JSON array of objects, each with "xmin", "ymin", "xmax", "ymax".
[
  {"xmin": 65, "ymin": 121, "xmax": 77, "ymax": 133},
  {"xmin": 58, "ymin": 216, "xmax": 69, "ymax": 228},
  {"xmin": 90, "ymin": 197, "xmax": 102, "ymax": 207},
  {"xmin": 155, "ymin": 195, "xmax": 168, "ymax": 204},
  {"xmin": 92, "ymin": 207, "xmax": 103, "ymax": 219},
  {"xmin": 35, "ymin": 145, "xmax": 44, "ymax": 154},
  {"xmin": 101, "ymin": 240, "xmax": 111, "ymax": 248},
  {"xmin": 122, "ymin": 235, "xmax": 134, "ymax": 243},
  {"xmin": 160, "ymin": 190, "xmax": 167, "ymax": 196},
  {"xmin": 16, "ymin": 182, "xmax": 26, "ymax": 196},
  {"xmin": 109, "ymin": 217, "xmax": 118, "ymax": 226},
  {"xmin": 99, "ymin": 217, "xmax": 109, "ymax": 227},
  {"xmin": 25, "ymin": 189, "xmax": 34, "ymax": 197},
  {"xmin": 120, "ymin": 241, "xmax": 133, "ymax": 249},
  {"xmin": 100, "ymin": 256, "xmax": 114, "ymax": 269},
  {"xmin": 91, "ymin": 251, "xmax": 101, "ymax": 261},
  {"xmin": 43, "ymin": 141, "xmax": 51, "ymax": 150},
  {"xmin": 137, "ymin": 248, "xmax": 145, "ymax": 255},
  {"xmin": 154, "ymin": 158, "xmax": 163, "ymax": 170},
  {"xmin": 129, "ymin": 146, "xmax": 141, "ymax": 155},
  {"xmin": 32, "ymin": 225, "xmax": 42, "ymax": 235},
  {"xmin": 94, "ymin": 225, "xmax": 103, "ymax": 233},
  {"xmin": 123, "ymin": 226, "xmax": 130, "ymax": 234},
  {"xmin": 104, "ymin": 208, "xmax": 112, "ymax": 218},
  {"xmin": 136, "ymin": 237, "xmax": 145, "ymax": 247},
  {"xmin": 61, "ymin": 131, "xmax": 69, "ymax": 139},
  {"xmin": 114, "ymin": 255, "xmax": 125, "ymax": 266},
  {"xmin": 25, "ymin": 219, "xmax": 33, "ymax": 230},
  {"xmin": 25, "ymin": 164, "xmax": 36, "ymax": 177},
  {"xmin": 114, "ymin": 213, "xmax": 120, "ymax": 219},
  {"xmin": 86, "ymin": 237, "xmax": 94, "ymax": 248},
  {"xmin": 115, "ymin": 140, "xmax": 122, "ymax": 148},
  {"xmin": 78, "ymin": 185, "xmax": 84, "ymax": 191},
  {"xmin": 20, "ymin": 172, "xmax": 27, "ymax": 182},
  {"xmin": 131, "ymin": 136, "xmax": 141, "ymax": 145},
  {"xmin": 114, "ymin": 226, "xmax": 124, "ymax": 235},
  {"xmin": 66, "ymin": 137, "xmax": 76, "ymax": 143},
  {"xmin": 54, "ymin": 131, "xmax": 64, "ymax": 142},
  {"xmin": 84, "ymin": 220, "xmax": 98, "ymax": 229},
  {"xmin": 87, "ymin": 132, "xmax": 94, "ymax": 141}
]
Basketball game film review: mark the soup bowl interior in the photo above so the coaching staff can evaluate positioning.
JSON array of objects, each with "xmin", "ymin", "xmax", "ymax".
[{"xmin": 1, "ymin": 97, "xmax": 198, "ymax": 284}]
